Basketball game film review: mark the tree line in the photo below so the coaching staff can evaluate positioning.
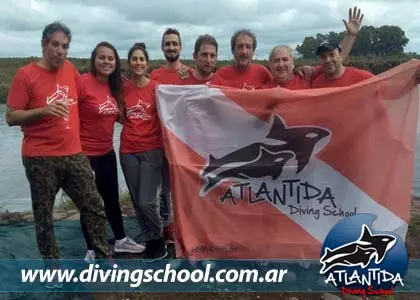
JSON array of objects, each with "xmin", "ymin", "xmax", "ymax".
[
  {"xmin": 0, "ymin": 25, "xmax": 418, "ymax": 104},
  {"xmin": 296, "ymin": 25, "xmax": 411, "ymax": 58}
]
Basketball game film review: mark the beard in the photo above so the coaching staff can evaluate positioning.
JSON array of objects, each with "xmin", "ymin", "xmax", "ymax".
[
  {"xmin": 164, "ymin": 52, "xmax": 180, "ymax": 63},
  {"xmin": 197, "ymin": 66, "xmax": 212, "ymax": 77}
]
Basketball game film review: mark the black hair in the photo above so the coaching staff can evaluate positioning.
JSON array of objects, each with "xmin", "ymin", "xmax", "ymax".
[
  {"xmin": 90, "ymin": 41, "xmax": 123, "ymax": 113},
  {"xmin": 127, "ymin": 42, "xmax": 149, "ymax": 62},
  {"xmin": 194, "ymin": 34, "xmax": 218, "ymax": 55},
  {"xmin": 230, "ymin": 29, "xmax": 257, "ymax": 53},
  {"xmin": 41, "ymin": 21, "xmax": 72, "ymax": 47},
  {"xmin": 161, "ymin": 28, "xmax": 182, "ymax": 47}
]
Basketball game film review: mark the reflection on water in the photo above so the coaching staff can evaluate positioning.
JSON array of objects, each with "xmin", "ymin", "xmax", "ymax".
[
  {"xmin": 0, "ymin": 105, "xmax": 127, "ymax": 212},
  {"xmin": 1, "ymin": 103, "xmax": 420, "ymax": 212}
]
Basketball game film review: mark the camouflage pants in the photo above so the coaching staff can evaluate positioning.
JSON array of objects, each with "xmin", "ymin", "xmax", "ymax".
[{"xmin": 22, "ymin": 153, "xmax": 111, "ymax": 261}]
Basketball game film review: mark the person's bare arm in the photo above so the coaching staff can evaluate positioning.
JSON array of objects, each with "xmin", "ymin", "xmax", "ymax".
[
  {"xmin": 296, "ymin": 6, "xmax": 364, "ymax": 80},
  {"xmin": 340, "ymin": 6, "xmax": 364, "ymax": 62},
  {"xmin": 6, "ymin": 102, "xmax": 68, "ymax": 127}
]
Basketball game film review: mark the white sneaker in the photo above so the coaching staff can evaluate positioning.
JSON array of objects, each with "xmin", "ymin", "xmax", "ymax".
[
  {"xmin": 84, "ymin": 250, "xmax": 96, "ymax": 264},
  {"xmin": 114, "ymin": 237, "xmax": 146, "ymax": 254}
]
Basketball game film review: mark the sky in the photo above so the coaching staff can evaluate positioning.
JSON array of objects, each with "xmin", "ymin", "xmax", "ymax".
[{"xmin": 1, "ymin": 0, "xmax": 420, "ymax": 60}]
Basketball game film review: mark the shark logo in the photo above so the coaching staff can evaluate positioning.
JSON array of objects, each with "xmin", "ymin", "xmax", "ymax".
[
  {"xmin": 99, "ymin": 96, "xmax": 119, "ymax": 115},
  {"xmin": 126, "ymin": 99, "xmax": 152, "ymax": 120},
  {"xmin": 46, "ymin": 84, "xmax": 71, "ymax": 105},
  {"xmin": 199, "ymin": 114, "xmax": 331, "ymax": 195},
  {"xmin": 321, "ymin": 246, "xmax": 377, "ymax": 273},
  {"xmin": 320, "ymin": 224, "xmax": 397, "ymax": 274},
  {"xmin": 320, "ymin": 214, "xmax": 408, "ymax": 295}
]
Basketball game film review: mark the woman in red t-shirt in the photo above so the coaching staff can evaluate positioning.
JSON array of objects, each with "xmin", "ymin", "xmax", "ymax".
[
  {"xmin": 77, "ymin": 41, "xmax": 145, "ymax": 263},
  {"xmin": 119, "ymin": 42, "xmax": 167, "ymax": 260}
]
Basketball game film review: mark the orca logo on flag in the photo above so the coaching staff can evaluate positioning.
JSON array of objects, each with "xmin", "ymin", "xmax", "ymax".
[
  {"xmin": 320, "ymin": 214, "xmax": 408, "ymax": 296},
  {"xmin": 199, "ymin": 114, "xmax": 331, "ymax": 196}
]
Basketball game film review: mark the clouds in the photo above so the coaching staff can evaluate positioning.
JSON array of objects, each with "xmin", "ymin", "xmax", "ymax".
[{"xmin": 0, "ymin": 0, "xmax": 419, "ymax": 59}]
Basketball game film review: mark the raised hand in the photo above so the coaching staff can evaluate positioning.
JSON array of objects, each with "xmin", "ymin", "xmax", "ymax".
[{"xmin": 343, "ymin": 6, "xmax": 364, "ymax": 36}]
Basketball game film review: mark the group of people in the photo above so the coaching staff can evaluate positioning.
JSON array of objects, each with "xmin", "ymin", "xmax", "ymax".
[{"xmin": 6, "ymin": 6, "xmax": 418, "ymax": 275}]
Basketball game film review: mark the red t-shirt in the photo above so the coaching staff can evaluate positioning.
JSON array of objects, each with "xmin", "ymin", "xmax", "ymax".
[
  {"xmin": 7, "ymin": 60, "xmax": 82, "ymax": 157},
  {"xmin": 120, "ymin": 80, "xmax": 162, "ymax": 153},
  {"xmin": 311, "ymin": 67, "xmax": 374, "ymax": 88},
  {"xmin": 210, "ymin": 63, "xmax": 273, "ymax": 89},
  {"xmin": 261, "ymin": 74, "xmax": 311, "ymax": 90},
  {"xmin": 77, "ymin": 73, "xmax": 120, "ymax": 156},
  {"xmin": 175, "ymin": 70, "xmax": 211, "ymax": 85},
  {"xmin": 150, "ymin": 64, "xmax": 191, "ymax": 84}
]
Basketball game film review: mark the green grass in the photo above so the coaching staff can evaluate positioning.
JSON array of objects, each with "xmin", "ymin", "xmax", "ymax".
[
  {"xmin": 55, "ymin": 191, "xmax": 76, "ymax": 211},
  {"xmin": 119, "ymin": 190, "xmax": 132, "ymax": 206}
]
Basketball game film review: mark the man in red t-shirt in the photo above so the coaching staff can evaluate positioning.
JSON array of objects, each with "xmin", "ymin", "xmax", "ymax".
[
  {"xmin": 262, "ymin": 45, "xmax": 312, "ymax": 90},
  {"xmin": 264, "ymin": 6, "xmax": 365, "ymax": 90},
  {"xmin": 176, "ymin": 34, "xmax": 218, "ymax": 85},
  {"xmin": 151, "ymin": 28, "xmax": 191, "ymax": 84},
  {"xmin": 312, "ymin": 41, "xmax": 374, "ymax": 88},
  {"xmin": 151, "ymin": 28, "xmax": 193, "ymax": 244},
  {"xmin": 211, "ymin": 29, "xmax": 272, "ymax": 89},
  {"xmin": 5, "ymin": 22, "xmax": 110, "ymax": 271}
]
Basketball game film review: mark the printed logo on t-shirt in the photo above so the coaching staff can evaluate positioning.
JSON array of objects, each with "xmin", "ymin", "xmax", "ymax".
[
  {"xmin": 126, "ymin": 99, "xmax": 152, "ymax": 120},
  {"xmin": 98, "ymin": 96, "xmax": 119, "ymax": 115},
  {"xmin": 242, "ymin": 83, "xmax": 256, "ymax": 90},
  {"xmin": 46, "ymin": 84, "xmax": 75, "ymax": 106}
]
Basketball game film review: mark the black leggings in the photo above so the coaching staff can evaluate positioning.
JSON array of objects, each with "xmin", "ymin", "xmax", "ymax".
[{"xmin": 81, "ymin": 150, "xmax": 126, "ymax": 249}]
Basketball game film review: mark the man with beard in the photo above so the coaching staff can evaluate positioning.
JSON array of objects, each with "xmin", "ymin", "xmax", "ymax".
[
  {"xmin": 311, "ymin": 40, "xmax": 374, "ymax": 88},
  {"xmin": 212, "ymin": 7, "xmax": 365, "ymax": 90},
  {"xmin": 264, "ymin": 6, "xmax": 364, "ymax": 90},
  {"xmin": 211, "ymin": 29, "xmax": 272, "ymax": 90},
  {"xmin": 176, "ymin": 34, "xmax": 218, "ymax": 85},
  {"xmin": 150, "ymin": 28, "xmax": 191, "ymax": 245},
  {"xmin": 153, "ymin": 32, "xmax": 218, "ymax": 247},
  {"xmin": 151, "ymin": 28, "xmax": 191, "ymax": 84}
]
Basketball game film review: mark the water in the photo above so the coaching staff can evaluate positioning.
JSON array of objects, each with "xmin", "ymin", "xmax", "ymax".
[
  {"xmin": 0, "ymin": 104, "xmax": 128, "ymax": 212},
  {"xmin": 1, "ymin": 104, "xmax": 420, "ymax": 212}
]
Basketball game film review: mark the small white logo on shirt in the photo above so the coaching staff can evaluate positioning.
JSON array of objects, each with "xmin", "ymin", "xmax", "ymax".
[
  {"xmin": 126, "ymin": 99, "xmax": 152, "ymax": 120},
  {"xmin": 46, "ymin": 84, "xmax": 75, "ymax": 105},
  {"xmin": 98, "ymin": 96, "xmax": 119, "ymax": 115},
  {"xmin": 242, "ymin": 83, "xmax": 255, "ymax": 90}
]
